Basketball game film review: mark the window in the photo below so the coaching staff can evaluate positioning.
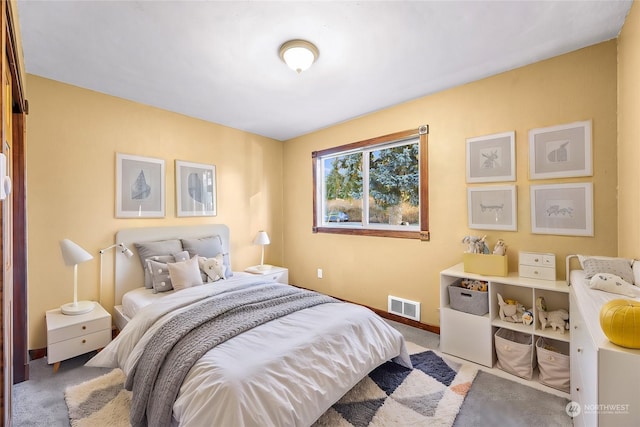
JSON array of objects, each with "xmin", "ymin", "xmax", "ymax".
[{"xmin": 312, "ymin": 126, "xmax": 429, "ymax": 240}]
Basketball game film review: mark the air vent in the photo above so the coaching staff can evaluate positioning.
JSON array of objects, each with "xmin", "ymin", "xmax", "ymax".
[{"xmin": 388, "ymin": 295, "xmax": 421, "ymax": 321}]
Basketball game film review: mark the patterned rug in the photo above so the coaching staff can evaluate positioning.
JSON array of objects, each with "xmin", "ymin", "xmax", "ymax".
[{"xmin": 65, "ymin": 342, "xmax": 476, "ymax": 427}]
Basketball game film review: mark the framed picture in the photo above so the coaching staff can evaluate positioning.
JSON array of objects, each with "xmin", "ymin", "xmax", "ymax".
[
  {"xmin": 530, "ymin": 182, "xmax": 593, "ymax": 236},
  {"xmin": 116, "ymin": 153, "xmax": 165, "ymax": 218},
  {"xmin": 529, "ymin": 120, "xmax": 592, "ymax": 179},
  {"xmin": 176, "ymin": 160, "xmax": 217, "ymax": 217},
  {"xmin": 467, "ymin": 185, "xmax": 517, "ymax": 231},
  {"xmin": 466, "ymin": 131, "xmax": 515, "ymax": 183}
]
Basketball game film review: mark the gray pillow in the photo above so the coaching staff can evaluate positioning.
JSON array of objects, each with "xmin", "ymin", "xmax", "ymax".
[
  {"xmin": 181, "ymin": 235, "xmax": 233, "ymax": 277},
  {"xmin": 134, "ymin": 239, "xmax": 183, "ymax": 288},
  {"xmin": 146, "ymin": 259, "xmax": 174, "ymax": 293},
  {"xmin": 582, "ymin": 257, "xmax": 635, "ymax": 284},
  {"xmin": 173, "ymin": 250, "xmax": 190, "ymax": 263}
]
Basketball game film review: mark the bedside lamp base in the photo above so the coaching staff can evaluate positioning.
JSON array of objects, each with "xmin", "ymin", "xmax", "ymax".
[{"xmin": 61, "ymin": 300, "xmax": 95, "ymax": 316}]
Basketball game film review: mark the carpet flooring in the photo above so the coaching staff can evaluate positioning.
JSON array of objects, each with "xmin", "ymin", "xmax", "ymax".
[{"xmin": 13, "ymin": 320, "xmax": 572, "ymax": 426}]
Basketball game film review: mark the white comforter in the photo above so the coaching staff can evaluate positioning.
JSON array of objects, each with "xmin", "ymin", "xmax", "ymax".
[{"xmin": 88, "ymin": 276, "xmax": 411, "ymax": 426}]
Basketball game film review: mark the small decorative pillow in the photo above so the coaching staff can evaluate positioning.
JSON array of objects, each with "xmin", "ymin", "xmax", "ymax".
[
  {"xmin": 181, "ymin": 235, "xmax": 233, "ymax": 278},
  {"xmin": 582, "ymin": 257, "xmax": 635, "ymax": 284},
  {"xmin": 198, "ymin": 254, "xmax": 226, "ymax": 282},
  {"xmin": 589, "ymin": 273, "xmax": 640, "ymax": 297},
  {"xmin": 135, "ymin": 239, "xmax": 183, "ymax": 288},
  {"xmin": 173, "ymin": 250, "xmax": 190, "ymax": 263},
  {"xmin": 167, "ymin": 256, "xmax": 204, "ymax": 291},
  {"xmin": 147, "ymin": 259, "xmax": 174, "ymax": 293}
]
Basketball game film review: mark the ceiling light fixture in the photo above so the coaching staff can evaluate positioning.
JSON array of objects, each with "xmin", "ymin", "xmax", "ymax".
[{"xmin": 279, "ymin": 39, "xmax": 319, "ymax": 74}]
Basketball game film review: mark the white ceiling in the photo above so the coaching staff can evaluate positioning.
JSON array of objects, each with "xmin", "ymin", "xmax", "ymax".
[{"xmin": 16, "ymin": 0, "xmax": 632, "ymax": 141}]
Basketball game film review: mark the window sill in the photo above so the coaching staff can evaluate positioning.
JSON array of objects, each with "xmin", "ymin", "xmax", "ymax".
[{"xmin": 313, "ymin": 227, "xmax": 429, "ymax": 240}]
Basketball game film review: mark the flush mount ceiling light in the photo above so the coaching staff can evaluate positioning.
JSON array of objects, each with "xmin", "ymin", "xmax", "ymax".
[{"xmin": 279, "ymin": 39, "xmax": 319, "ymax": 74}]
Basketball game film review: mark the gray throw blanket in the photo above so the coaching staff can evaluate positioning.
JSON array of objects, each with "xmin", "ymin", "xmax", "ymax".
[{"xmin": 125, "ymin": 283, "xmax": 338, "ymax": 427}]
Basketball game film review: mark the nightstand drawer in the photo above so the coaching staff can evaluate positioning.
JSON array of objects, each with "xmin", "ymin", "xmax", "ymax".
[
  {"xmin": 245, "ymin": 266, "xmax": 288, "ymax": 284},
  {"xmin": 518, "ymin": 264, "xmax": 556, "ymax": 281},
  {"xmin": 47, "ymin": 329, "xmax": 112, "ymax": 364},
  {"xmin": 519, "ymin": 251, "xmax": 555, "ymax": 268},
  {"xmin": 264, "ymin": 270, "xmax": 288, "ymax": 284},
  {"xmin": 47, "ymin": 315, "xmax": 111, "ymax": 344}
]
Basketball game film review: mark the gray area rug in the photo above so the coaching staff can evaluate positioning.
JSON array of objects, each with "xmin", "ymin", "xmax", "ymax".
[{"xmin": 64, "ymin": 342, "xmax": 476, "ymax": 427}]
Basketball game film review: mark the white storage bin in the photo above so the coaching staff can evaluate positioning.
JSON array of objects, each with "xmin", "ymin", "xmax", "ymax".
[
  {"xmin": 495, "ymin": 328, "xmax": 536, "ymax": 379},
  {"xmin": 536, "ymin": 337, "xmax": 570, "ymax": 392}
]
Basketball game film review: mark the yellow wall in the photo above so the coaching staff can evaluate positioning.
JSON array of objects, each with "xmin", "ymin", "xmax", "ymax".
[
  {"xmin": 26, "ymin": 76, "xmax": 284, "ymax": 349},
  {"xmin": 618, "ymin": 1, "xmax": 640, "ymax": 258},
  {"xmin": 283, "ymin": 41, "xmax": 618, "ymax": 327}
]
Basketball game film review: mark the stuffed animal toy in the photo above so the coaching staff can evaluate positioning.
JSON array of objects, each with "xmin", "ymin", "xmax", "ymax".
[
  {"xmin": 461, "ymin": 235, "xmax": 490, "ymax": 254},
  {"xmin": 461, "ymin": 279, "xmax": 488, "ymax": 292},
  {"xmin": 497, "ymin": 293, "xmax": 526, "ymax": 323},
  {"xmin": 536, "ymin": 296, "xmax": 569, "ymax": 333},
  {"xmin": 492, "ymin": 239, "xmax": 507, "ymax": 256},
  {"xmin": 522, "ymin": 310, "xmax": 534, "ymax": 326}
]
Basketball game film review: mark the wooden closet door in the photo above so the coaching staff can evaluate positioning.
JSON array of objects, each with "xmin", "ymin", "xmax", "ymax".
[
  {"xmin": 1, "ymin": 60, "xmax": 12, "ymax": 426},
  {"xmin": 1, "ymin": 1, "xmax": 26, "ymax": 421}
]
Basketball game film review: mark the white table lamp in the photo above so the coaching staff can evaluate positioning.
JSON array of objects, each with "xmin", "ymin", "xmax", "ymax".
[
  {"xmin": 253, "ymin": 231, "xmax": 271, "ymax": 270},
  {"xmin": 59, "ymin": 239, "xmax": 95, "ymax": 315}
]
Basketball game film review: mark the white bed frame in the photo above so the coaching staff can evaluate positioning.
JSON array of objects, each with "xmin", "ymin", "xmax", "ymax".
[{"xmin": 112, "ymin": 224, "xmax": 230, "ymax": 331}]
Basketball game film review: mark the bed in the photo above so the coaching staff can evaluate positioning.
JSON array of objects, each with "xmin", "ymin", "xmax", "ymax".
[
  {"xmin": 566, "ymin": 254, "xmax": 640, "ymax": 427},
  {"xmin": 88, "ymin": 224, "xmax": 410, "ymax": 427}
]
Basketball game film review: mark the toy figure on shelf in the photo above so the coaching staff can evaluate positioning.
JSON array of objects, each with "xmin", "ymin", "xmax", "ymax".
[
  {"xmin": 522, "ymin": 310, "xmax": 534, "ymax": 326},
  {"xmin": 492, "ymin": 239, "xmax": 507, "ymax": 256},
  {"xmin": 461, "ymin": 278, "xmax": 488, "ymax": 292},
  {"xmin": 461, "ymin": 235, "xmax": 490, "ymax": 254},
  {"xmin": 497, "ymin": 293, "xmax": 527, "ymax": 323},
  {"xmin": 536, "ymin": 296, "xmax": 569, "ymax": 334}
]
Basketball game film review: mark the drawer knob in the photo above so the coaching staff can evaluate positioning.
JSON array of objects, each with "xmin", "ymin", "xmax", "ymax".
[
  {"xmin": 574, "ymin": 325, "xmax": 578, "ymax": 329},
  {"xmin": 534, "ymin": 258, "xmax": 539, "ymax": 262},
  {"xmin": 82, "ymin": 326, "xmax": 86, "ymax": 330},
  {"xmin": 82, "ymin": 339, "xmax": 86, "ymax": 344},
  {"xmin": 577, "ymin": 347, "xmax": 583, "ymax": 353},
  {"xmin": 576, "ymin": 387, "xmax": 580, "ymax": 392}
]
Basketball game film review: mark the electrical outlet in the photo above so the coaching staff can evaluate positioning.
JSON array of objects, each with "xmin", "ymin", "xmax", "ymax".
[{"xmin": 317, "ymin": 268, "xmax": 323, "ymax": 279}]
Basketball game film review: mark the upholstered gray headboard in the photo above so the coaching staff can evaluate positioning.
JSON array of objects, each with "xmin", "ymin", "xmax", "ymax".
[{"xmin": 114, "ymin": 224, "xmax": 230, "ymax": 305}]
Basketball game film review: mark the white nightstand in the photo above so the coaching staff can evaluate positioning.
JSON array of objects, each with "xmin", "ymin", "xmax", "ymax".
[
  {"xmin": 245, "ymin": 266, "xmax": 289, "ymax": 284},
  {"xmin": 46, "ymin": 302, "xmax": 112, "ymax": 372}
]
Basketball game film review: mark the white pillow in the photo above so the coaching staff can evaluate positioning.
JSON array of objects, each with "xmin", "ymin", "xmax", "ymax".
[
  {"xmin": 198, "ymin": 254, "xmax": 226, "ymax": 282},
  {"xmin": 633, "ymin": 261, "xmax": 640, "ymax": 286},
  {"xmin": 167, "ymin": 257, "xmax": 204, "ymax": 291},
  {"xmin": 589, "ymin": 273, "xmax": 640, "ymax": 298}
]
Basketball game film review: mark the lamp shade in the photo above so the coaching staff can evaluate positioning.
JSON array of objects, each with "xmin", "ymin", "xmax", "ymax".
[
  {"xmin": 60, "ymin": 239, "xmax": 94, "ymax": 315},
  {"xmin": 253, "ymin": 231, "xmax": 271, "ymax": 246},
  {"xmin": 60, "ymin": 239, "xmax": 93, "ymax": 266}
]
